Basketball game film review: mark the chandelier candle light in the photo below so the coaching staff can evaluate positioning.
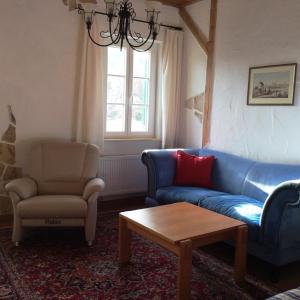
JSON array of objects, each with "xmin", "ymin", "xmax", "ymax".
[{"xmin": 65, "ymin": 0, "xmax": 182, "ymax": 51}]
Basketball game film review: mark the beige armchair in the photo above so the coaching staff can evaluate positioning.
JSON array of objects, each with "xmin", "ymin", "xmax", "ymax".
[{"xmin": 5, "ymin": 141, "xmax": 105, "ymax": 246}]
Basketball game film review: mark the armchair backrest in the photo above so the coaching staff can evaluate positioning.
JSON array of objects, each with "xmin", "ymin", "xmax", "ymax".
[{"xmin": 29, "ymin": 141, "xmax": 99, "ymax": 195}]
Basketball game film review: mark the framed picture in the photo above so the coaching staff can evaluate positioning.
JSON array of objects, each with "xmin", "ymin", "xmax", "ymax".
[{"xmin": 247, "ymin": 63, "xmax": 297, "ymax": 105}]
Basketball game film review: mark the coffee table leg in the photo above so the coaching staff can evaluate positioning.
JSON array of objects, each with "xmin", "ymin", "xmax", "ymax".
[
  {"xmin": 177, "ymin": 239, "xmax": 192, "ymax": 300},
  {"xmin": 234, "ymin": 225, "xmax": 248, "ymax": 282},
  {"xmin": 119, "ymin": 217, "xmax": 131, "ymax": 264}
]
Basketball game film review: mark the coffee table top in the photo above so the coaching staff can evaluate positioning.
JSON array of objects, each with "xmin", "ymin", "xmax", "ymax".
[{"xmin": 120, "ymin": 202, "xmax": 245, "ymax": 244}]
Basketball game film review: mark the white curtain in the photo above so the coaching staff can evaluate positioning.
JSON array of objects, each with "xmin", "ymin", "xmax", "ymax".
[
  {"xmin": 161, "ymin": 29, "xmax": 183, "ymax": 149},
  {"xmin": 75, "ymin": 17, "xmax": 104, "ymax": 152}
]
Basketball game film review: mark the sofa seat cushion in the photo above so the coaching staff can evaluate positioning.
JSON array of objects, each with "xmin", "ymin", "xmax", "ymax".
[
  {"xmin": 199, "ymin": 195, "xmax": 263, "ymax": 241},
  {"xmin": 17, "ymin": 195, "xmax": 87, "ymax": 219},
  {"xmin": 156, "ymin": 186, "xmax": 226, "ymax": 205}
]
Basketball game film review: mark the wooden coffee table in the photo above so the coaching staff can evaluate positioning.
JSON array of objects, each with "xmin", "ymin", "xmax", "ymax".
[{"xmin": 118, "ymin": 202, "xmax": 247, "ymax": 300}]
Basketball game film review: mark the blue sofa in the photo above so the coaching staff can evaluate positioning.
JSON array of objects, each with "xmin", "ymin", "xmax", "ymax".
[{"xmin": 141, "ymin": 148, "xmax": 300, "ymax": 267}]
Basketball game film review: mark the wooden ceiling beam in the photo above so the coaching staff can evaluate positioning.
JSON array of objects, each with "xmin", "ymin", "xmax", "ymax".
[{"xmin": 179, "ymin": 7, "xmax": 208, "ymax": 54}]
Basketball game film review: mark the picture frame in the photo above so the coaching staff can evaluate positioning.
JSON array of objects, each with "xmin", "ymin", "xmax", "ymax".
[{"xmin": 247, "ymin": 63, "xmax": 297, "ymax": 105}]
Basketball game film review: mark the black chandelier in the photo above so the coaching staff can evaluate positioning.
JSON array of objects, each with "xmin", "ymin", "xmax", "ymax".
[{"xmin": 72, "ymin": 0, "xmax": 182, "ymax": 52}]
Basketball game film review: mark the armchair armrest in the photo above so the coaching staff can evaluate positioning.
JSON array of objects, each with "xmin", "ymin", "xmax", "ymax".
[
  {"xmin": 141, "ymin": 148, "xmax": 200, "ymax": 198},
  {"xmin": 5, "ymin": 177, "xmax": 37, "ymax": 200},
  {"xmin": 260, "ymin": 180, "xmax": 300, "ymax": 248},
  {"xmin": 83, "ymin": 178, "xmax": 105, "ymax": 200}
]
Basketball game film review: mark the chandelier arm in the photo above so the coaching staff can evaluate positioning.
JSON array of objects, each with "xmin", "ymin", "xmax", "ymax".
[
  {"xmin": 113, "ymin": 31, "xmax": 122, "ymax": 45},
  {"xmin": 112, "ymin": 17, "xmax": 121, "ymax": 36},
  {"xmin": 127, "ymin": 23, "xmax": 154, "ymax": 48},
  {"xmin": 108, "ymin": 17, "xmax": 121, "ymax": 44},
  {"xmin": 128, "ymin": 23, "xmax": 153, "ymax": 46},
  {"xmin": 128, "ymin": 32, "xmax": 143, "ymax": 44},
  {"xmin": 88, "ymin": 28, "xmax": 116, "ymax": 47},
  {"xmin": 127, "ymin": 37, "xmax": 155, "ymax": 52},
  {"xmin": 128, "ymin": 23, "xmax": 143, "ymax": 43}
]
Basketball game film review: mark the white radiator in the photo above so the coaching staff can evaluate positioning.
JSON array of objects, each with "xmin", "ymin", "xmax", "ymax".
[{"xmin": 98, "ymin": 155, "xmax": 147, "ymax": 196}]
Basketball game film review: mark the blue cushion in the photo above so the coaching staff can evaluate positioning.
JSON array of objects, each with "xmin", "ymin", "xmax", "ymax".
[
  {"xmin": 156, "ymin": 186, "xmax": 226, "ymax": 205},
  {"xmin": 243, "ymin": 163, "xmax": 300, "ymax": 202},
  {"xmin": 199, "ymin": 195, "xmax": 264, "ymax": 241},
  {"xmin": 198, "ymin": 148, "xmax": 255, "ymax": 196}
]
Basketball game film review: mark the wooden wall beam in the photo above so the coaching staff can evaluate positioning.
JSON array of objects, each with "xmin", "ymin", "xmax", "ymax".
[
  {"xmin": 202, "ymin": 0, "xmax": 217, "ymax": 147},
  {"xmin": 158, "ymin": 0, "xmax": 180, "ymax": 7},
  {"xmin": 179, "ymin": 8, "xmax": 209, "ymax": 55},
  {"xmin": 179, "ymin": 0, "xmax": 205, "ymax": 7}
]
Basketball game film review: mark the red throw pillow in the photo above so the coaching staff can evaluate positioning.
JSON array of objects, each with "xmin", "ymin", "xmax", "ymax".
[{"xmin": 174, "ymin": 150, "xmax": 215, "ymax": 188}]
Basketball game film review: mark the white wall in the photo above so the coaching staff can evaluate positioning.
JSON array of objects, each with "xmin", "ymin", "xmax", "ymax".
[
  {"xmin": 0, "ymin": 0, "xmax": 179, "ymax": 174},
  {"xmin": 210, "ymin": 0, "xmax": 300, "ymax": 163},
  {"xmin": 178, "ymin": 1, "xmax": 210, "ymax": 148},
  {"xmin": 0, "ymin": 0, "xmax": 79, "ymax": 172}
]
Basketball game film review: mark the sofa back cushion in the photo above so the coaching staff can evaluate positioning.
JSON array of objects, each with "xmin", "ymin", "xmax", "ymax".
[
  {"xmin": 29, "ymin": 141, "xmax": 99, "ymax": 195},
  {"xmin": 242, "ymin": 163, "xmax": 300, "ymax": 202},
  {"xmin": 198, "ymin": 148, "xmax": 255, "ymax": 196}
]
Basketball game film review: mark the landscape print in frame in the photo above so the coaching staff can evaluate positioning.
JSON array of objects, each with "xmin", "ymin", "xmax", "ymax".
[{"xmin": 247, "ymin": 63, "xmax": 297, "ymax": 105}]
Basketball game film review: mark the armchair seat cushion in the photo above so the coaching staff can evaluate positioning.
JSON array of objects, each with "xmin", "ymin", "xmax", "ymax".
[
  {"xmin": 17, "ymin": 195, "xmax": 87, "ymax": 219},
  {"xmin": 156, "ymin": 186, "xmax": 227, "ymax": 205},
  {"xmin": 199, "ymin": 195, "xmax": 264, "ymax": 241}
]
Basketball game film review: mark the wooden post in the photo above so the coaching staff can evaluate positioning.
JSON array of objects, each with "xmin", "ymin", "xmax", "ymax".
[
  {"xmin": 179, "ymin": 0, "xmax": 218, "ymax": 147},
  {"xmin": 202, "ymin": 0, "xmax": 218, "ymax": 147}
]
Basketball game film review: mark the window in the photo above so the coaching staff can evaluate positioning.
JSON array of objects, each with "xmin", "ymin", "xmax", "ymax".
[{"xmin": 105, "ymin": 44, "xmax": 157, "ymax": 138}]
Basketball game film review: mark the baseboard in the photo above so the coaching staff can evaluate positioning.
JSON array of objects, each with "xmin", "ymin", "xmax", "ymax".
[
  {"xmin": 100, "ymin": 192, "xmax": 146, "ymax": 201},
  {"xmin": 99, "ymin": 193, "xmax": 146, "ymax": 212}
]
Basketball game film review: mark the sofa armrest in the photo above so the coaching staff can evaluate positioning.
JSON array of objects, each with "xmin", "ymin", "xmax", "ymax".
[
  {"xmin": 141, "ymin": 149, "xmax": 200, "ymax": 198},
  {"xmin": 83, "ymin": 178, "xmax": 105, "ymax": 200},
  {"xmin": 260, "ymin": 180, "xmax": 300, "ymax": 248},
  {"xmin": 5, "ymin": 177, "xmax": 37, "ymax": 200}
]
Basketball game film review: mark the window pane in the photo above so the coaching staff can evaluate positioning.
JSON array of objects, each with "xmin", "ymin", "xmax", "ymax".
[
  {"xmin": 106, "ymin": 104, "xmax": 125, "ymax": 132},
  {"xmin": 108, "ymin": 47, "xmax": 127, "ymax": 76},
  {"xmin": 107, "ymin": 76, "xmax": 126, "ymax": 104},
  {"xmin": 133, "ymin": 51, "xmax": 151, "ymax": 78},
  {"xmin": 132, "ymin": 78, "xmax": 149, "ymax": 105},
  {"xmin": 131, "ymin": 105, "xmax": 149, "ymax": 132}
]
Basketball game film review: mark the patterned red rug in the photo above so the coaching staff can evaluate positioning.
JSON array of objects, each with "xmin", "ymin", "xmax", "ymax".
[{"xmin": 0, "ymin": 213, "xmax": 276, "ymax": 300}]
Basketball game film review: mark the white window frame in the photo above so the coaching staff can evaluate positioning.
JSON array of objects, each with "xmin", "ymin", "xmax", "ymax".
[{"xmin": 104, "ymin": 43, "xmax": 158, "ymax": 139}]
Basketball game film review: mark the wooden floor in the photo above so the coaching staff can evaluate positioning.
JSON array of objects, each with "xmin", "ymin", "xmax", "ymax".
[{"xmin": 1, "ymin": 198, "xmax": 299, "ymax": 293}]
